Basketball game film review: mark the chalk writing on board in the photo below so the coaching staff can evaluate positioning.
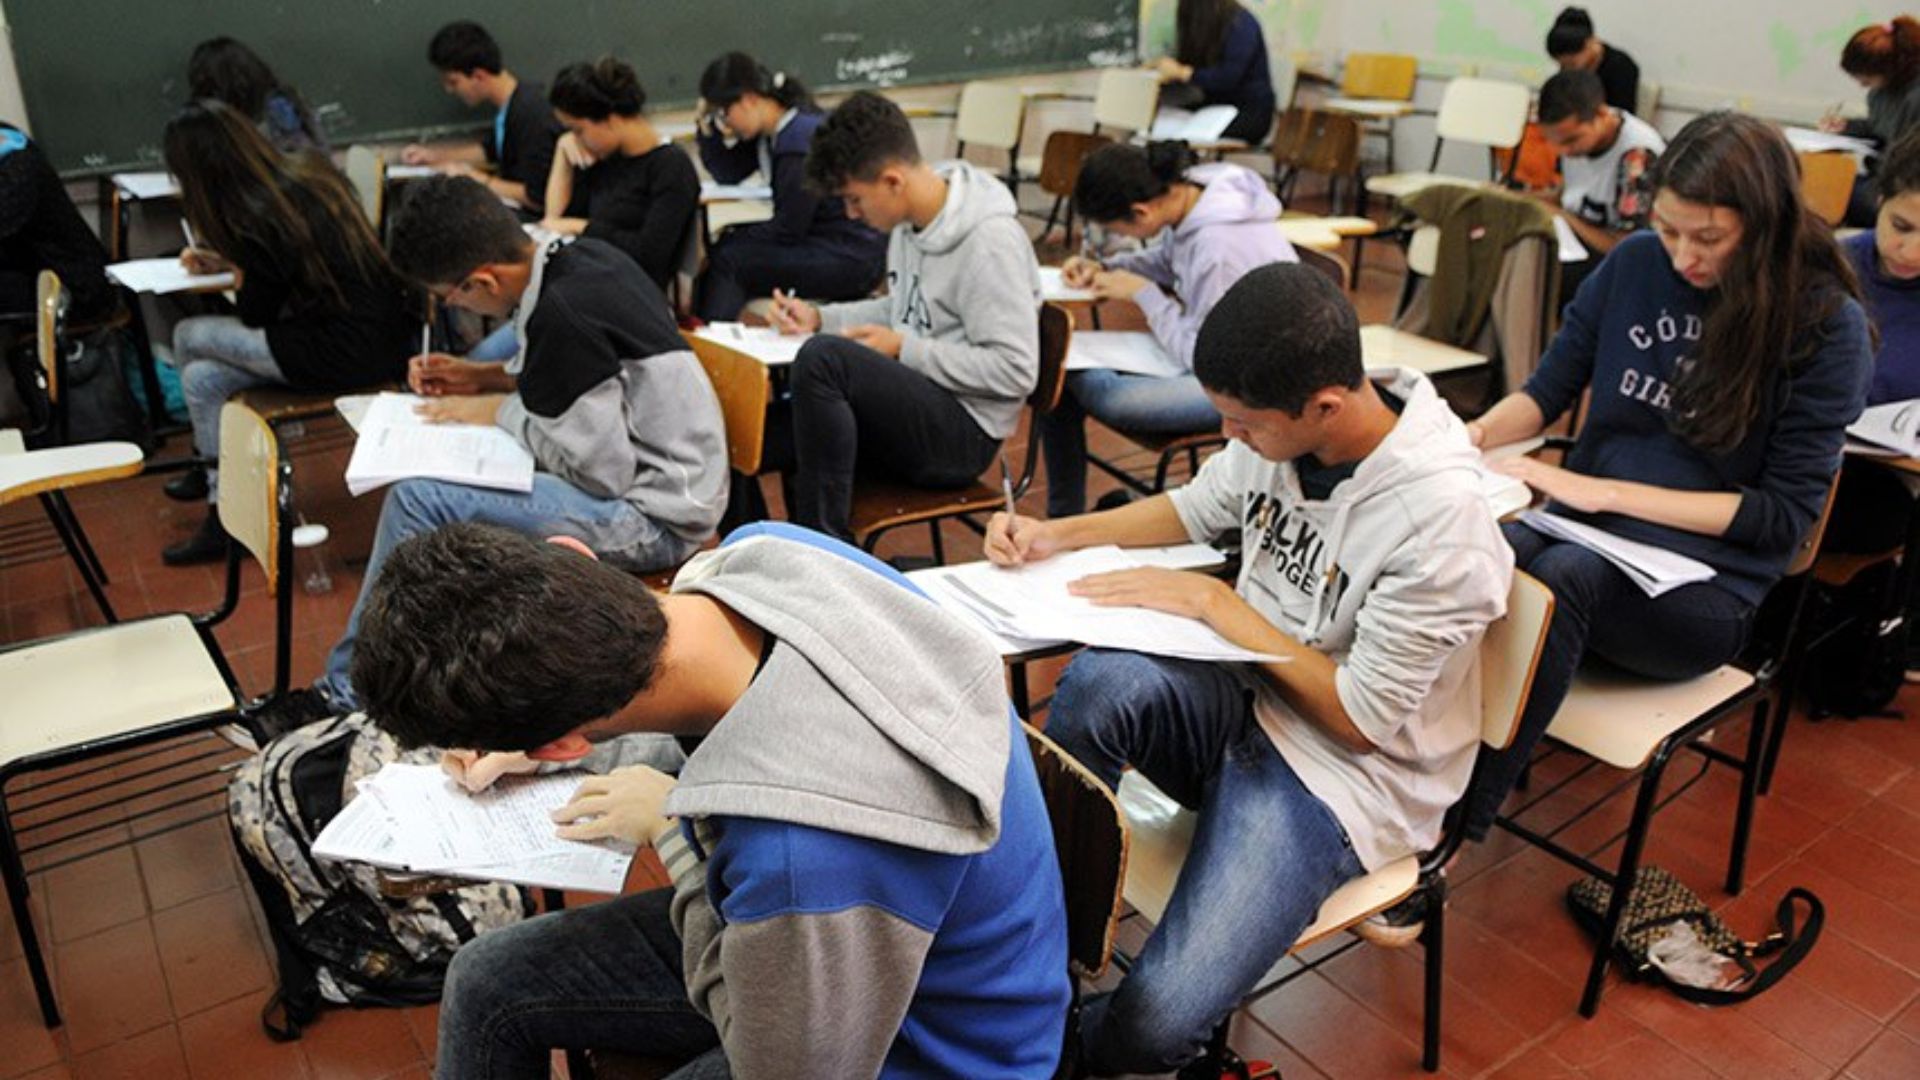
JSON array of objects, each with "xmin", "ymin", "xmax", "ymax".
[{"xmin": 836, "ymin": 50, "xmax": 915, "ymax": 86}]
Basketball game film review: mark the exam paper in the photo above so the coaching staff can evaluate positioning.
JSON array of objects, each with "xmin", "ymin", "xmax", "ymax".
[
  {"xmin": 1519, "ymin": 510, "xmax": 1715, "ymax": 598},
  {"xmin": 1066, "ymin": 331, "xmax": 1186, "ymax": 379},
  {"xmin": 692, "ymin": 322, "xmax": 809, "ymax": 366},
  {"xmin": 1149, "ymin": 105, "xmax": 1240, "ymax": 143},
  {"xmin": 343, "ymin": 392, "xmax": 535, "ymax": 497},
  {"xmin": 701, "ymin": 182, "xmax": 774, "ymax": 202},
  {"xmin": 1039, "ymin": 266, "xmax": 1097, "ymax": 303},
  {"xmin": 1554, "ymin": 216, "xmax": 1589, "ymax": 264},
  {"xmin": 106, "ymin": 258, "xmax": 235, "ymax": 295},
  {"xmin": 113, "ymin": 170, "xmax": 180, "ymax": 200},
  {"xmin": 1847, "ymin": 399, "xmax": 1920, "ymax": 458}
]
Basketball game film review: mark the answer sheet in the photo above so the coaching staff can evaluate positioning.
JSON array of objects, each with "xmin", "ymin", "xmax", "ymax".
[
  {"xmin": 106, "ymin": 258, "xmax": 234, "ymax": 295},
  {"xmin": 343, "ymin": 392, "xmax": 535, "ymax": 497},
  {"xmin": 692, "ymin": 322, "xmax": 809, "ymax": 366},
  {"xmin": 1066, "ymin": 331, "xmax": 1186, "ymax": 379}
]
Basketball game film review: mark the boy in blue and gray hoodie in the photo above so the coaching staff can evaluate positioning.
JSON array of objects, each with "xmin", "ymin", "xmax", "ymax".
[
  {"xmin": 275, "ymin": 175, "xmax": 727, "ymax": 730},
  {"xmin": 349, "ymin": 520, "xmax": 1071, "ymax": 1078},
  {"xmin": 769, "ymin": 91, "xmax": 1041, "ymax": 542}
]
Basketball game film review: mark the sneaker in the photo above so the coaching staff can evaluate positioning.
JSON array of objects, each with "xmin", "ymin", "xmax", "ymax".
[
  {"xmin": 244, "ymin": 687, "xmax": 337, "ymax": 745},
  {"xmin": 162, "ymin": 509, "xmax": 232, "ymax": 566},
  {"xmin": 1175, "ymin": 1051, "xmax": 1277, "ymax": 1080},
  {"xmin": 1354, "ymin": 891, "xmax": 1428, "ymax": 948},
  {"xmin": 163, "ymin": 466, "xmax": 209, "ymax": 502}
]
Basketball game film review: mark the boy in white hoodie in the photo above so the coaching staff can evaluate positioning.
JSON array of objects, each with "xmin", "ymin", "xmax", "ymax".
[
  {"xmin": 987, "ymin": 264, "xmax": 1513, "ymax": 1076},
  {"xmin": 769, "ymin": 91, "xmax": 1040, "ymax": 541}
]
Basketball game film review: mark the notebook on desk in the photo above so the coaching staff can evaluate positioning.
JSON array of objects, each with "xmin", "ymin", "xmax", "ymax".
[
  {"xmin": 106, "ymin": 258, "xmax": 234, "ymax": 295},
  {"xmin": 691, "ymin": 322, "xmax": 809, "ymax": 366},
  {"xmin": 343, "ymin": 392, "xmax": 535, "ymax": 497}
]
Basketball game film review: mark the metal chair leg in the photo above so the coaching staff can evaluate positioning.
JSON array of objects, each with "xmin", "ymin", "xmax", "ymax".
[
  {"xmin": 0, "ymin": 793, "xmax": 60, "ymax": 1026},
  {"xmin": 48, "ymin": 491, "xmax": 110, "ymax": 586},
  {"xmin": 1421, "ymin": 878, "xmax": 1447, "ymax": 1072},
  {"xmin": 930, "ymin": 521, "xmax": 947, "ymax": 567},
  {"xmin": 39, "ymin": 492, "xmax": 116, "ymax": 623},
  {"xmin": 1727, "ymin": 697, "xmax": 1770, "ymax": 895},
  {"xmin": 1579, "ymin": 747, "xmax": 1671, "ymax": 1017}
]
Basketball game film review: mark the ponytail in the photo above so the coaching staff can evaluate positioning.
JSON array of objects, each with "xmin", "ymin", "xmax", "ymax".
[
  {"xmin": 1842, "ymin": 15, "xmax": 1920, "ymax": 88},
  {"xmin": 1074, "ymin": 141, "xmax": 1195, "ymax": 224},
  {"xmin": 699, "ymin": 52, "xmax": 814, "ymax": 112}
]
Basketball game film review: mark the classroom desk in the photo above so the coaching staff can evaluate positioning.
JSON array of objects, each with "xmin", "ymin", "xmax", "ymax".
[
  {"xmin": 1318, "ymin": 97, "xmax": 1417, "ymax": 119},
  {"xmin": 1841, "ymin": 443, "xmax": 1920, "ymax": 617},
  {"xmin": 698, "ymin": 182, "xmax": 775, "ymax": 247},
  {"xmin": 1358, "ymin": 324, "xmax": 1487, "ymax": 376}
]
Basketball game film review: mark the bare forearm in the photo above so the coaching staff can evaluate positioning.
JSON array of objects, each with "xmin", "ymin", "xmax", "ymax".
[
  {"xmin": 1582, "ymin": 480, "xmax": 1741, "ymax": 536},
  {"xmin": 544, "ymin": 156, "xmax": 574, "ymax": 220},
  {"xmin": 1561, "ymin": 211, "xmax": 1625, "ymax": 255},
  {"xmin": 1197, "ymin": 588, "xmax": 1374, "ymax": 754},
  {"xmin": 494, "ymin": 178, "xmax": 533, "ymax": 210},
  {"xmin": 1471, "ymin": 393, "xmax": 1547, "ymax": 449}
]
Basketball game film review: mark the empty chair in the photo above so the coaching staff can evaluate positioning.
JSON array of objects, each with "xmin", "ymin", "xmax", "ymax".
[
  {"xmin": 953, "ymin": 81, "xmax": 1028, "ymax": 187},
  {"xmin": 344, "ymin": 144, "xmax": 386, "ymax": 235},
  {"xmin": 1366, "ymin": 77, "xmax": 1533, "ymax": 202},
  {"xmin": 1798, "ymin": 151, "xmax": 1856, "ymax": 227},
  {"xmin": 1092, "ymin": 67, "xmax": 1162, "ymax": 136}
]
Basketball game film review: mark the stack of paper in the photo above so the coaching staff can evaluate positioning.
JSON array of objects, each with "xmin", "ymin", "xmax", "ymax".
[
  {"xmin": 1847, "ymin": 399, "xmax": 1920, "ymax": 458},
  {"xmin": 313, "ymin": 763, "xmax": 636, "ymax": 893},
  {"xmin": 385, "ymin": 163, "xmax": 439, "ymax": 180},
  {"xmin": 928, "ymin": 546, "xmax": 1281, "ymax": 662},
  {"xmin": 1519, "ymin": 510, "xmax": 1715, "ymax": 597},
  {"xmin": 692, "ymin": 322, "xmax": 809, "ymax": 366},
  {"xmin": 1150, "ymin": 105, "xmax": 1240, "ymax": 143},
  {"xmin": 113, "ymin": 170, "xmax": 180, "ymax": 200},
  {"xmin": 106, "ymin": 258, "xmax": 234, "ymax": 295},
  {"xmin": 1066, "ymin": 331, "xmax": 1185, "ymax": 379},
  {"xmin": 1039, "ymin": 266, "xmax": 1097, "ymax": 303},
  {"xmin": 343, "ymin": 392, "xmax": 535, "ymax": 497},
  {"xmin": 700, "ymin": 182, "xmax": 774, "ymax": 202},
  {"xmin": 1781, "ymin": 126, "xmax": 1876, "ymax": 158},
  {"xmin": 1554, "ymin": 216, "xmax": 1589, "ymax": 264}
]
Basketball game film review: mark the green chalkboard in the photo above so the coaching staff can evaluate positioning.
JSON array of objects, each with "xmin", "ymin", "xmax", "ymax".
[{"xmin": 10, "ymin": 0, "xmax": 1140, "ymax": 175}]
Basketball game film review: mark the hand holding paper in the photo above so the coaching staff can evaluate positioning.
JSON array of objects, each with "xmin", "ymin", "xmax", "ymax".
[{"xmin": 552, "ymin": 766, "xmax": 680, "ymax": 848}]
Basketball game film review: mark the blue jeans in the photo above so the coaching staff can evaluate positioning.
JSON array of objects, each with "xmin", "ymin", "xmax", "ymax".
[
  {"xmin": 174, "ymin": 315, "xmax": 283, "ymax": 502},
  {"xmin": 1046, "ymin": 649, "xmax": 1365, "ymax": 1076},
  {"xmin": 1039, "ymin": 370, "xmax": 1219, "ymax": 517},
  {"xmin": 318, "ymin": 475, "xmax": 695, "ymax": 711},
  {"xmin": 468, "ymin": 323, "xmax": 520, "ymax": 362},
  {"xmin": 1461, "ymin": 520, "xmax": 1756, "ymax": 838},
  {"xmin": 438, "ymin": 888, "xmax": 729, "ymax": 1079}
]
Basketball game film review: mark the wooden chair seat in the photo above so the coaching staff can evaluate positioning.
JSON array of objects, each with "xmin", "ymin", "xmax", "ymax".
[
  {"xmin": 1812, "ymin": 547, "xmax": 1901, "ymax": 588},
  {"xmin": 849, "ymin": 478, "xmax": 1004, "ymax": 542},
  {"xmin": 1546, "ymin": 664, "xmax": 1757, "ymax": 771}
]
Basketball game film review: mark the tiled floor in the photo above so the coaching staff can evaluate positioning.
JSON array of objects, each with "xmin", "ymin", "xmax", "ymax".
[{"xmin": 6, "ymin": 197, "xmax": 1920, "ymax": 1079}]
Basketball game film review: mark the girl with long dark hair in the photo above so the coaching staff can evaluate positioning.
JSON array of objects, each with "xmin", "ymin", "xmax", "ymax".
[
  {"xmin": 1152, "ymin": 0, "xmax": 1275, "ymax": 143},
  {"xmin": 1459, "ymin": 112, "xmax": 1873, "ymax": 842},
  {"xmin": 186, "ymin": 37, "xmax": 327, "ymax": 156},
  {"xmin": 161, "ymin": 100, "xmax": 420, "ymax": 564}
]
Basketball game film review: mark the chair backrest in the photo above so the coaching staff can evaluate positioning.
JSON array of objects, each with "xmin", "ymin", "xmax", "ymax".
[
  {"xmin": 1271, "ymin": 108, "xmax": 1361, "ymax": 176},
  {"xmin": 1296, "ymin": 245, "xmax": 1351, "ymax": 290},
  {"xmin": 1479, "ymin": 570, "xmax": 1555, "ymax": 751},
  {"xmin": 682, "ymin": 332, "xmax": 773, "ymax": 475},
  {"xmin": 1037, "ymin": 130, "xmax": 1112, "ymax": 199},
  {"xmin": 1022, "ymin": 721, "xmax": 1127, "ymax": 979},
  {"xmin": 344, "ymin": 145, "xmax": 386, "ymax": 231},
  {"xmin": 1495, "ymin": 121, "xmax": 1563, "ymax": 190},
  {"xmin": 1032, "ymin": 302, "xmax": 1073, "ymax": 413},
  {"xmin": 1434, "ymin": 77, "xmax": 1532, "ymax": 150},
  {"xmin": 1636, "ymin": 80, "xmax": 1663, "ymax": 122},
  {"xmin": 955, "ymin": 81, "xmax": 1027, "ymax": 152},
  {"xmin": 1406, "ymin": 223, "xmax": 1440, "ymax": 276},
  {"xmin": 1798, "ymin": 151, "xmax": 1854, "ymax": 227},
  {"xmin": 1340, "ymin": 52, "xmax": 1418, "ymax": 101},
  {"xmin": 35, "ymin": 269, "xmax": 63, "ymax": 406},
  {"xmin": 1789, "ymin": 470, "xmax": 1844, "ymax": 577},
  {"xmin": 1092, "ymin": 68, "xmax": 1161, "ymax": 133},
  {"xmin": 217, "ymin": 401, "xmax": 286, "ymax": 594}
]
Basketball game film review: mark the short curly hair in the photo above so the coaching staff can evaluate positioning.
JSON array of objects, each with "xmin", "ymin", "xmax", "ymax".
[
  {"xmin": 804, "ymin": 90, "xmax": 921, "ymax": 192},
  {"xmin": 351, "ymin": 523, "xmax": 669, "ymax": 752},
  {"xmin": 1194, "ymin": 262, "xmax": 1362, "ymax": 414},
  {"xmin": 386, "ymin": 175, "xmax": 531, "ymax": 287}
]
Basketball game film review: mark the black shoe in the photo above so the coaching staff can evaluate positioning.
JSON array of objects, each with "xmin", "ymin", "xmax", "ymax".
[
  {"xmin": 1354, "ymin": 891, "xmax": 1428, "ymax": 948},
  {"xmin": 163, "ymin": 466, "xmax": 209, "ymax": 502},
  {"xmin": 244, "ymin": 688, "xmax": 339, "ymax": 745},
  {"xmin": 162, "ymin": 509, "xmax": 231, "ymax": 566}
]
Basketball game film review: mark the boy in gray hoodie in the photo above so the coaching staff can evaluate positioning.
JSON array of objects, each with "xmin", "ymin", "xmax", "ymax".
[
  {"xmin": 349, "ymin": 521, "xmax": 1071, "ymax": 1078},
  {"xmin": 988, "ymin": 264, "xmax": 1512, "ymax": 1075},
  {"xmin": 299, "ymin": 175, "xmax": 728, "ymax": 722},
  {"xmin": 768, "ymin": 91, "xmax": 1040, "ymax": 541}
]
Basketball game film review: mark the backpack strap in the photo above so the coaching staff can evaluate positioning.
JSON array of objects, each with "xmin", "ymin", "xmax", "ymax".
[{"xmin": 1664, "ymin": 889, "xmax": 1823, "ymax": 1006}]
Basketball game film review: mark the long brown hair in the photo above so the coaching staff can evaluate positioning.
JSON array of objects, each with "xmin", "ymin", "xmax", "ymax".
[
  {"xmin": 1175, "ymin": 0, "xmax": 1242, "ymax": 70},
  {"xmin": 1842, "ymin": 16, "xmax": 1920, "ymax": 88},
  {"xmin": 162, "ymin": 99, "xmax": 389, "ymax": 312},
  {"xmin": 1653, "ymin": 111, "xmax": 1862, "ymax": 453}
]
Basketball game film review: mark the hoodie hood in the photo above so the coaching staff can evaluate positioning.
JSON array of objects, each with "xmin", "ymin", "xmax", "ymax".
[
  {"xmin": 662, "ymin": 533, "xmax": 1012, "ymax": 855},
  {"xmin": 1179, "ymin": 162, "xmax": 1283, "ymax": 234},
  {"xmin": 912, "ymin": 159, "xmax": 1023, "ymax": 256}
]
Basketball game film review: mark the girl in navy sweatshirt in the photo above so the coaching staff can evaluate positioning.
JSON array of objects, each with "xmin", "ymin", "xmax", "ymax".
[
  {"xmin": 1154, "ymin": 0, "xmax": 1276, "ymax": 144},
  {"xmin": 1462, "ymin": 112, "xmax": 1872, "ymax": 836},
  {"xmin": 693, "ymin": 53, "xmax": 886, "ymax": 320}
]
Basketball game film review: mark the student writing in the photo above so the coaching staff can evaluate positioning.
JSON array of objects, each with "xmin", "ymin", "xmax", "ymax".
[
  {"xmin": 401, "ymin": 21, "xmax": 562, "ymax": 214},
  {"xmin": 693, "ymin": 53, "xmax": 886, "ymax": 320},
  {"xmin": 1043, "ymin": 140, "xmax": 1296, "ymax": 517},
  {"xmin": 350, "ymin": 521, "xmax": 1072, "ymax": 1079},
  {"xmin": 1152, "ymin": 0, "xmax": 1277, "ymax": 143},
  {"xmin": 1462, "ymin": 113, "xmax": 1873, "ymax": 838},
  {"xmin": 768, "ymin": 91, "xmax": 1039, "ymax": 542},
  {"xmin": 161, "ymin": 101, "xmax": 419, "ymax": 567},
  {"xmin": 1545, "ymin": 6, "xmax": 1640, "ymax": 113},
  {"xmin": 1535, "ymin": 68, "xmax": 1664, "ymax": 299}
]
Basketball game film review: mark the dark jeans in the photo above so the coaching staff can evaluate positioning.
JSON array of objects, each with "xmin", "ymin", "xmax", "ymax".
[
  {"xmin": 1463, "ymin": 520, "xmax": 1756, "ymax": 838},
  {"xmin": 436, "ymin": 889, "xmax": 728, "ymax": 1080},
  {"xmin": 787, "ymin": 334, "xmax": 1000, "ymax": 541},
  {"xmin": 695, "ymin": 230, "xmax": 880, "ymax": 321},
  {"xmin": 1047, "ymin": 650, "xmax": 1365, "ymax": 1075}
]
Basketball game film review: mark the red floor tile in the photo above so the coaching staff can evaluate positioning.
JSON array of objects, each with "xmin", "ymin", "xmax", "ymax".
[
  {"xmin": 1483, "ymin": 1042, "xmax": 1583, "ymax": 1080},
  {"xmin": 1245, "ymin": 971, "xmax": 1450, "ymax": 1078},
  {"xmin": 151, "ymin": 890, "xmax": 271, "ymax": 1019},
  {"xmin": 294, "ymin": 1005, "xmax": 425, "ymax": 1080},
  {"xmin": 41, "ymin": 848, "xmax": 147, "ymax": 946},
  {"xmin": 176, "ymin": 991, "xmax": 311, "ymax": 1080},
  {"xmin": 1845, "ymin": 1028, "xmax": 1920, "ymax": 1080},
  {"xmin": 1315, "ymin": 941, "xmax": 1533, "ymax": 1076},
  {"xmin": 71, "ymin": 1023, "xmax": 190, "ymax": 1080},
  {"xmin": 0, "ymin": 959, "xmax": 65, "ymax": 1077},
  {"xmin": 135, "ymin": 820, "xmax": 239, "ymax": 914},
  {"xmin": 52, "ymin": 920, "xmax": 172, "ymax": 1055}
]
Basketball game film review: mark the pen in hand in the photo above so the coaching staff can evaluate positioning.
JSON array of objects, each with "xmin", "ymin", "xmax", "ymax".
[{"xmin": 1000, "ymin": 452, "xmax": 1017, "ymax": 522}]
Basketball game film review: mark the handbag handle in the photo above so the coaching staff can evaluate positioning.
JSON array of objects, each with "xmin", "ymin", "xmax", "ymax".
[{"xmin": 1666, "ymin": 889, "xmax": 1823, "ymax": 1006}]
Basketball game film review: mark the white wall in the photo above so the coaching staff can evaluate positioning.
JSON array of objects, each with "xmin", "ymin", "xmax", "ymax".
[{"xmin": 0, "ymin": 4, "xmax": 30, "ymax": 134}]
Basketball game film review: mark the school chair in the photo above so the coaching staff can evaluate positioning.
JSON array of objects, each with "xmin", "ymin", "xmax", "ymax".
[
  {"xmin": 1084, "ymin": 248, "xmax": 1351, "ymax": 501},
  {"xmin": 1, "ymin": 399, "xmax": 297, "ymax": 1028},
  {"xmin": 681, "ymin": 328, "xmax": 774, "ymax": 528},
  {"xmin": 1636, "ymin": 80, "xmax": 1663, "ymax": 123},
  {"xmin": 1091, "ymin": 68, "xmax": 1162, "ymax": 138},
  {"xmin": 1021, "ymin": 722, "xmax": 1127, "ymax": 1079},
  {"xmin": 848, "ymin": 303, "xmax": 1071, "ymax": 564},
  {"xmin": 1388, "ymin": 185, "xmax": 1561, "ymax": 410},
  {"xmin": 1035, "ymin": 131, "xmax": 1113, "ymax": 247},
  {"xmin": 1116, "ymin": 570, "xmax": 1555, "ymax": 1073},
  {"xmin": 1494, "ymin": 472, "xmax": 1839, "ymax": 1018},
  {"xmin": 1797, "ymin": 151, "xmax": 1855, "ymax": 227},
  {"xmin": 1365, "ymin": 77, "xmax": 1532, "ymax": 203},
  {"xmin": 1325, "ymin": 52, "xmax": 1419, "ymax": 172},
  {"xmin": 1271, "ymin": 107, "xmax": 1366, "ymax": 216},
  {"xmin": 344, "ymin": 145, "xmax": 388, "ymax": 237},
  {"xmin": 954, "ymin": 81, "xmax": 1029, "ymax": 190}
]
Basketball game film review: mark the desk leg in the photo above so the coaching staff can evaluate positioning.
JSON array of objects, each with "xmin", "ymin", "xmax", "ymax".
[{"xmin": 122, "ymin": 287, "xmax": 174, "ymax": 433}]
